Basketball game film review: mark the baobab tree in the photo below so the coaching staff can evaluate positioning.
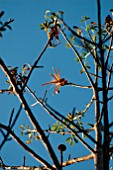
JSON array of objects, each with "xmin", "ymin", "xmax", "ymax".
[{"xmin": 0, "ymin": 1, "xmax": 113, "ymax": 170}]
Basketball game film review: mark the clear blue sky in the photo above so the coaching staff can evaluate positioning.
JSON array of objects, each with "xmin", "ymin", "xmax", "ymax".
[{"xmin": 0, "ymin": 0, "xmax": 113, "ymax": 169}]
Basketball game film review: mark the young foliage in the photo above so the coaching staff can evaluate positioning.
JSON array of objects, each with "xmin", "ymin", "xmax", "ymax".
[{"xmin": 0, "ymin": 11, "xmax": 14, "ymax": 37}]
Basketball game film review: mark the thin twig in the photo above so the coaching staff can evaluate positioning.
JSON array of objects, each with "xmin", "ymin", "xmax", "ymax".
[
  {"xmin": 105, "ymin": 36, "xmax": 113, "ymax": 69},
  {"xmin": 107, "ymin": 62, "xmax": 113, "ymax": 93},
  {"xmin": 8, "ymin": 108, "xmax": 15, "ymax": 127},
  {"xmin": 66, "ymin": 82, "xmax": 92, "ymax": 89},
  {"xmin": 82, "ymin": 95, "xmax": 95, "ymax": 115},
  {"xmin": 0, "ymin": 89, "xmax": 12, "ymax": 94},
  {"xmin": 107, "ymin": 95, "xmax": 113, "ymax": 101},
  {"xmin": 22, "ymin": 38, "xmax": 51, "ymax": 91},
  {"xmin": 0, "ymin": 104, "xmax": 22, "ymax": 149}
]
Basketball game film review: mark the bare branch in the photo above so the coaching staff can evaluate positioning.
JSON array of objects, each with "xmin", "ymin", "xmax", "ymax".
[
  {"xmin": 107, "ymin": 95, "xmax": 113, "ymax": 101},
  {"xmin": 66, "ymin": 82, "xmax": 92, "ymax": 89},
  {"xmin": 0, "ymin": 104, "xmax": 22, "ymax": 149},
  {"xmin": 107, "ymin": 62, "xmax": 113, "ymax": 92},
  {"xmin": 0, "ymin": 89, "xmax": 13, "ymax": 94},
  {"xmin": 62, "ymin": 154, "xmax": 93, "ymax": 167},
  {"xmin": 105, "ymin": 36, "xmax": 113, "ymax": 69},
  {"xmin": 0, "ymin": 165, "xmax": 46, "ymax": 170},
  {"xmin": 22, "ymin": 38, "xmax": 51, "ymax": 91},
  {"xmin": 8, "ymin": 108, "xmax": 14, "ymax": 127},
  {"xmin": 82, "ymin": 95, "xmax": 95, "ymax": 115}
]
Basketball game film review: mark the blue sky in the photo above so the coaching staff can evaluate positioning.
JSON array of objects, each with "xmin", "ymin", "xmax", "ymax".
[{"xmin": 0, "ymin": 0, "xmax": 113, "ymax": 169}]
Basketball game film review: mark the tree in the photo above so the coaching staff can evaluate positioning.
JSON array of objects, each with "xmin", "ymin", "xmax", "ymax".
[{"xmin": 0, "ymin": 1, "xmax": 113, "ymax": 170}]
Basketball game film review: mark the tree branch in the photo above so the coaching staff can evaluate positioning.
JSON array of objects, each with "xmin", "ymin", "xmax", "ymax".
[
  {"xmin": 105, "ymin": 36, "xmax": 113, "ymax": 69},
  {"xmin": 62, "ymin": 154, "xmax": 93, "ymax": 167},
  {"xmin": 0, "ymin": 104, "xmax": 22, "ymax": 149},
  {"xmin": 22, "ymin": 38, "xmax": 51, "ymax": 91},
  {"xmin": 82, "ymin": 95, "xmax": 95, "ymax": 115},
  {"xmin": 66, "ymin": 82, "xmax": 92, "ymax": 89}
]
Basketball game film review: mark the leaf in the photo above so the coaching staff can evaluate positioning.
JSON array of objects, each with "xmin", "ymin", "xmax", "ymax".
[
  {"xmin": 0, "ymin": 11, "xmax": 5, "ymax": 18},
  {"xmin": 26, "ymin": 139, "xmax": 32, "ymax": 144},
  {"xmin": 66, "ymin": 137, "xmax": 71, "ymax": 143},
  {"xmin": 0, "ymin": 21, "xmax": 3, "ymax": 25},
  {"xmin": 20, "ymin": 125, "xmax": 24, "ymax": 130},
  {"xmin": 28, "ymin": 133, "xmax": 32, "ymax": 139},
  {"xmin": 73, "ymin": 137, "xmax": 78, "ymax": 143},
  {"xmin": 0, "ymin": 27, "xmax": 6, "ymax": 31},
  {"xmin": 45, "ymin": 10, "xmax": 50, "ymax": 15},
  {"xmin": 66, "ymin": 43, "xmax": 71, "ymax": 48},
  {"xmin": 20, "ymin": 131, "xmax": 24, "ymax": 136},
  {"xmin": 91, "ymin": 35, "xmax": 96, "ymax": 42},
  {"xmin": 34, "ymin": 135, "xmax": 40, "ymax": 141},
  {"xmin": 6, "ymin": 25, "xmax": 12, "ymax": 30},
  {"xmin": 25, "ymin": 131, "xmax": 31, "ymax": 135},
  {"xmin": 51, "ymin": 12, "xmax": 56, "ymax": 16},
  {"xmin": 80, "ymin": 67, "xmax": 85, "ymax": 74},
  {"xmin": 110, "ymin": 9, "xmax": 113, "ymax": 16},
  {"xmin": 8, "ymin": 85, "xmax": 13, "ymax": 91},
  {"xmin": 51, "ymin": 122, "xmax": 59, "ymax": 131},
  {"xmin": 26, "ymin": 124, "xmax": 30, "ymax": 129},
  {"xmin": 80, "ymin": 62, "xmax": 90, "ymax": 74},
  {"xmin": 84, "ymin": 16, "xmax": 90, "ymax": 20},
  {"xmin": 22, "ymin": 64, "xmax": 30, "ymax": 74},
  {"xmin": 82, "ymin": 132, "xmax": 86, "ymax": 139},
  {"xmin": 40, "ymin": 26, "xmax": 45, "ymax": 30},
  {"xmin": 87, "ymin": 123, "xmax": 94, "ymax": 127},
  {"xmin": 57, "ymin": 11, "xmax": 64, "ymax": 15},
  {"xmin": 85, "ymin": 24, "xmax": 97, "ymax": 33},
  {"xmin": 73, "ymin": 26, "xmax": 82, "ymax": 35},
  {"xmin": 0, "ymin": 32, "xmax": 2, "ymax": 37},
  {"xmin": 86, "ymin": 65, "xmax": 91, "ymax": 69},
  {"xmin": 44, "ymin": 10, "xmax": 50, "ymax": 18},
  {"xmin": 66, "ymin": 136, "xmax": 75, "ymax": 146},
  {"xmin": 70, "ymin": 139, "xmax": 74, "ymax": 146},
  {"xmin": 80, "ymin": 16, "xmax": 90, "ymax": 22},
  {"xmin": 8, "ymin": 18, "xmax": 14, "ymax": 23}
]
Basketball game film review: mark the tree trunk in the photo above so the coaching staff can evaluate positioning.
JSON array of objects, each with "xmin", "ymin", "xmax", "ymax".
[{"xmin": 94, "ymin": 86, "xmax": 103, "ymax": 170}]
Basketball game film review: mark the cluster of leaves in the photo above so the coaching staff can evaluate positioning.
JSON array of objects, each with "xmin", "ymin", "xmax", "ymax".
[
  {"xmin": 19, "ymin": 107, "xmax": 85, "ymax": 146},
  {"xmin": 0, "ymin": 11, "xmax": 14, "ymax": 37},
  {"xmin": 39, "ymin": 11, "xmax": 64, "ymax": 48},
  {"xmin": 40, "ymin": 11, "xmax": 94, "ymax": 74},
  {"xmin": 51, "ymin": 109, "xmax": 84, "ymax": 146},
  {"xmin": 5, "ymin": 64, "xmax": 30, "ymax": 94},
  {"xmin": 68, "ymin": 12, "xmax": 113, "ymax": 74},
  {"xmin": 39, "ymin": 10, "xmax": 64, "ymax": 36},
  {"xmin": 20, "ymin": 124, "xmax": 40, "ymax": 144}
]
